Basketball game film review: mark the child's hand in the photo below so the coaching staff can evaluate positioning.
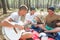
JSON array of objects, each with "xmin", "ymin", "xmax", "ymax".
[{"xmin": 56, "ymin": 22, "xmax": 60, "ymax": 26}]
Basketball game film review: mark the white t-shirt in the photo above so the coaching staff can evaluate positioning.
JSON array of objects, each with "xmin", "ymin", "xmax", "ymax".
[
  {"xmin": 25, "ymin": 12, "xmax": 38, "ymax": 22},
  {"xmin": 3, "ymin": 12, "xmax": 25, "ymax": 40},
  {"xmin": 9, "ymin": 12, "xmax": 21, "ymax": 23}
]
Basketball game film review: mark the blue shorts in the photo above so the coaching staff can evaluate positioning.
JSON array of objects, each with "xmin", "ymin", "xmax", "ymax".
[
  {"xmin": 55, "ymin": 32, "xmax": 60, "ymax": 40},
  {"xmin": 31, "ymin": 25, "xmax": 44, "ymax": 33}
]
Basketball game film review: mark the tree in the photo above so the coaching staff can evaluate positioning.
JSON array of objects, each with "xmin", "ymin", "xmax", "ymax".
[
  {"xmin": 24, "ymin": 0, "xmax": 25, "ymax": 5},
  {"xmin": 6, "ymin": 0, "xmax": 10, "ymax": 10},
  {"xmin": 1, "ymin": 0, "xmax": 7, "ymax": 14},
  {"xmin": 37, "ymin": 0, "xmax": 38, "ymax": 9},
  {"xmin": 0, "ymin": 0, "xmax": 2, "ymax": 9},
  {"xmin": 13, "ymin": 0, "xmax": 15, "ymax": 9},
  {"xmin": 43, "ymin": 0, "xmax": 44, "ymax": 8},
  {"xmin": 28, "ymin": 0, "xmax": 31, "ymax": 9},
  {"xmin": 18, "ymin": 0, "xmax": 21, "ymax": 8},
  {"xmin": 57, "ymin": 0, "xmax": 60, "ymax": 4},
  {"xmin": 54, "ymin": 0, "xmax": 57, "ymax": 8},
  {"xmin": 50, "ymin": 0, "xmax": 52, "ymax": 6},
  {"xmin": 47, "ymin": 0, "xmax": 49, "ymax": 8},
  {"xmin": 0, "ymin": 1, "xmax": 2, "ymax": 8},
  {"xmin": 26, "ymin": 0, "xmax": 28, "ymax": 7}
]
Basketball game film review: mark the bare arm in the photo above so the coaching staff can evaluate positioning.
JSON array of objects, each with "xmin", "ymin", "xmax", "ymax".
[
  {"xmin": 44, "ymin": 27, "xmax": 60, "ymax": 33},
  {"xmin": 34, "ymin": 24, "xmax": 47, "ymax": 31},
  {"xmin": 0, "ymin": 17, "xmax": 24, "ymax": 30},
  {"xmin": 0, "ymin": 17, "xmax": 15, "ymax": 27},
  {"xmin": 39, "ymin": 24, "xmax": 47, "ymax": 30},
  {"xmin": 44, "ymin": 22, "xmax": 60, "ymax": 33}
]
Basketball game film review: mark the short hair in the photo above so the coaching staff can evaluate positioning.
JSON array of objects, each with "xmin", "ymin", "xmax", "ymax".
[
  {"xmin": 48, "ymin": 7, "xmax": 55, "ymax": 11},
  {"xmin": 30, "ymin": 7, "xmax": 35, "ymax": 11},
  {"xmin": 19, "ymin": 5, "xmax": 28, "ymax": 10}
]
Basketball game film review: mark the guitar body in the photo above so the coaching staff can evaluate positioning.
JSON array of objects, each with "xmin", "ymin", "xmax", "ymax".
[
  {"xmin": 2, "ymin": 27, "xmax": 26, "ymax": 40},
  {"xmin": 2, "ymin": 22, "xmax": 25, "ymax": 40}
]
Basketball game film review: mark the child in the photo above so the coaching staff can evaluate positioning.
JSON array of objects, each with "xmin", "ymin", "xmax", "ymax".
[{"xmin": 31, "ymin": 16, "xmax": 47, "ymax": 33}]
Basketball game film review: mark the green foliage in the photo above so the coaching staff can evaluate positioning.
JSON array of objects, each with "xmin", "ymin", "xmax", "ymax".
[{"xmin": 55, "ymin": 9, "xmax": 60, "ymax": 12}]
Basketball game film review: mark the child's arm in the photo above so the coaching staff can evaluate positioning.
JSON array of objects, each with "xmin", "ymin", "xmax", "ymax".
[
  {"xmin": 37, "ymin": 24, "xmax": 47, "ymax": 31},
  {"xmin": 44, "ymin": 27, "xmax": 60, "ymax": 33}
]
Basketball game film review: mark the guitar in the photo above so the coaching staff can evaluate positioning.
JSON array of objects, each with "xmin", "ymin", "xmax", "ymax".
[{"xmin": 2, "ymin": 22, "xmax": 25, "ymax": 40}]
